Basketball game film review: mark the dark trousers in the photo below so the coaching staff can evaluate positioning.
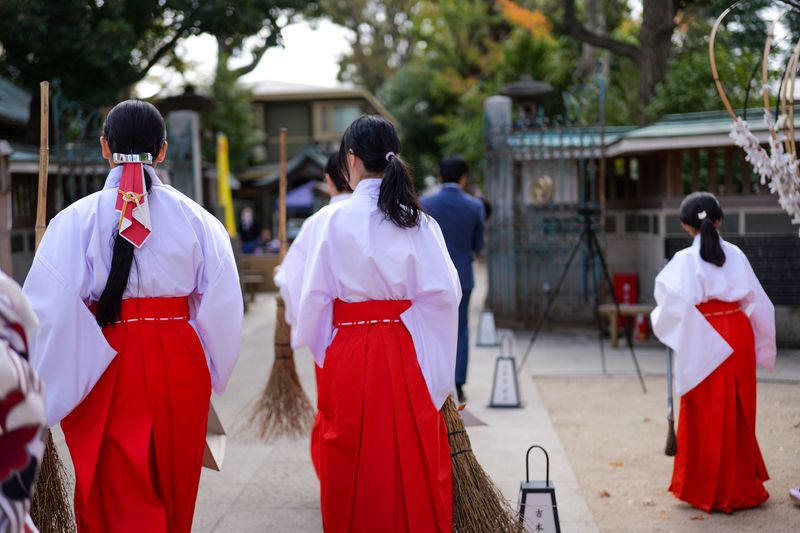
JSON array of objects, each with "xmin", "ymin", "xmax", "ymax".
[{"xmin": 456, "ymin": 288, "xmax": 472, "ymax": 386}]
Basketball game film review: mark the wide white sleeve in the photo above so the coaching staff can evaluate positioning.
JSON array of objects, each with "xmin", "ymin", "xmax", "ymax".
[
  {"xmin": 650, "ymin": 260, "xmax": 732, "ymax": 396},
  {"xmin": 739, "ymin": 251, "xmax": 776, "ymax": 370},
  {"xmin": 23, "ymin": 213, "xmax": 116, "ymax": 428},
  {"xmin": 274, "ymin": 219, "xmax": 312, "ymax": 329},
  {"xmin": 289, "ymin": 223, "xmax": 336, "ymax": 365},
  {"xmin": 401, "ymin": 219, "xmax": 462, "ymax": 409},
  {"xmin": 191, "ymin": 221, "xmax": 244, "ymax": 394}
]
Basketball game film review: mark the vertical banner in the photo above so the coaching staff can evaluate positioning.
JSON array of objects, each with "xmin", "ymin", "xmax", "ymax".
[{"xmin": 216, "ymin": 133, "xmax": 237, "ymax": 236}]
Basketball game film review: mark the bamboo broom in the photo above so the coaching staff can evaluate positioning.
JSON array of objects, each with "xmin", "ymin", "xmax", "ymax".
[
  {"xmin": 441, "ymin": 398, "xmax": 523, "ymax": 532},
  {"xmin": 30, "ymin": 81, "xmax": 76, "ymax": 533},
  {"xmin": 254, "ymin": 127, "xmax": 314, "ymax": 441},
  {"xmin": 664, "ymin": 348, "xmax": 677, "ymax": 457}
]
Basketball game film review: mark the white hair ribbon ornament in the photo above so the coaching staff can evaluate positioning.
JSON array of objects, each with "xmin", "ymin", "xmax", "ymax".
[
  {"xmin": 698, "ymin": 210, "xmax": 708, "ymax": 221},
  {"xmin": 113, "ymin": 153, "xmax": 153, "ymax": 248}
]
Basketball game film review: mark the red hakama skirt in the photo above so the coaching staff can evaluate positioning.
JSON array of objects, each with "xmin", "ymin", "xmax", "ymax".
[
  {"xmin": 318, "ymin": 299, "xmax": 452, "ymax": 532},
  {"xmin": 669, "ymin": 299, "xmax": 770, "ymax": 513},
  {"xmin": 61, "ymin": 297, "xmax": 211, "ymax": 532}
]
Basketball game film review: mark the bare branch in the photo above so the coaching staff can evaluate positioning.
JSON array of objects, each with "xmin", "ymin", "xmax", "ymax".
[
  {"xmin": 140, "ymin": 24, "xmax": 187, "ymax": 75},
  {"xmin": 562, "ymin": 0, "xmax": 640, "ymax": 61},
  {"xmin": 231, "ymin": 33, "xmax": 281, "ymax": 78}
]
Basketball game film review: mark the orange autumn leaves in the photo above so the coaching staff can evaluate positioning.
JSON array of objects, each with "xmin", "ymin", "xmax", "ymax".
[{"xmin": 497, "ymin": 0, "xmax": 553, "ymax": 41}]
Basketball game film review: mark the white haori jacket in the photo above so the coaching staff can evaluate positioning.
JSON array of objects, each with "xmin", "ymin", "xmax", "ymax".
[
  {"xmin": 23, "ymin": 165, "xmax": 243, "ymax": 427},
  {"xmin": 651, "ymin": 236, "xmax": 776, "ymax": 396},
  {"xmin": 275, "ymin": 178, "xmax": 461, "ymax": 410}
]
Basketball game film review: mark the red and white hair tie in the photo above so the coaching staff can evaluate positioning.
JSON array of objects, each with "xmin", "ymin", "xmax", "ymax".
[{"xmin": 113, "ymin": 153, "xmax": 153, "ymax": 248}]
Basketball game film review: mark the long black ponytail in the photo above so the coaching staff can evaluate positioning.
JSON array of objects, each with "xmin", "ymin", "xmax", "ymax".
[
  {"xmin": 95, "ymin": 100, "xmax": 166, "ymax": 327},
  {"xmin": 679, "ymin": 191, "xmax": 725, "ymax": 267},
  {"xmin": 338, "ymin": 115, "xmax": 422, "ymax": 228}
]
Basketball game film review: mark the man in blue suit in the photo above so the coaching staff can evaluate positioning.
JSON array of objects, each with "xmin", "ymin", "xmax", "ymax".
[{"xmin": 422, "ymin": 156, "xmax": 485, "ymax": 403}]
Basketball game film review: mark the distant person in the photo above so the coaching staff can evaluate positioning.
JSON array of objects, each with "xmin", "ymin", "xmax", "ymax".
[
  {"xmin": 323, "ymin": 152, "xmax": 352, "ymax": 205},
  {"xmin": 421, "ymin": 156, "xmax": 485, "ymax": 403},
  {"xmin": 238, "ymin": 206, "xmax": 261, "ymax": 254},
  {"xmin": 651, "ymin": 191, "xmax": 775, "ymax": 513}
]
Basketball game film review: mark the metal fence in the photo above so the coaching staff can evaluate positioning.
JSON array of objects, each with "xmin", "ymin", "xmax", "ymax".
[{"xmin": 482, "ymin": 89, "xmax": 616, "ymax": 327}]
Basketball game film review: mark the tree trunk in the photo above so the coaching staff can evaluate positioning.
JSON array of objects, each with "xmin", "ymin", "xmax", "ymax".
[
  {"xmin": 579, "ymin": 0, "xmax": 604, "ymax": 78},
  {"xmin": 561, "ymin": 0, "xmax": 680, "ymax": 119},
  {"xmin": 638, "ymin": 0, "xmax": 678, "ymax": 121}
]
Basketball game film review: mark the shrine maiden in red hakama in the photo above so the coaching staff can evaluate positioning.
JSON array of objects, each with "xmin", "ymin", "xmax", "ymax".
[
  {"xmin": 276, "ymin": 176, "xmax": 461, "ymax": 532},
  {"xmin": 23, "ymin": 106, "xmax": 243, "ymax": 531},
  {"xmin": 652, "ymin": 233, "xmax": 776, "ymax": 513}
]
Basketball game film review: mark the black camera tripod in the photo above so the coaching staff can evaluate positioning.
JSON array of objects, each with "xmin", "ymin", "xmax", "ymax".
[{"xmin": 517, "ymin": 205, "xmax": 647, "ymax": 393}]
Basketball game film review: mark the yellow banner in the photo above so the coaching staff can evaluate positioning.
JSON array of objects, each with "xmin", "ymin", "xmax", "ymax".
[{"xmin": 216, "ymin": 133, "xmax": 237, "ymax": 236}]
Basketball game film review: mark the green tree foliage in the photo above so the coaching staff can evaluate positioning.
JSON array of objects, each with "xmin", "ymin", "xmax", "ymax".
[
  {"xmin": 319, "ymin": 0, "xmax": 416, "ymax": 93},
  {"xmin": 337, "ymin": 0, "xmax": 788, "ymax": 184},
  {"xmin": 0, "ymin": 0, "xmax": 170, "ymax": 105},
  {"xmin": 648, "ymin": 1, "xmax": 772, "ymax": 119},
  {"xmin": 202, "ymin": 65, "xmax": 263, "ymax": 171},
  {"xmin": 0, "ymin": 0, "xmax": 316, "ymax": 170},
  {"xmin": 0, "ymin": 0, "xmax": 315, "ymax": 105},
  {"xmin": 377, "ymin": 0, "xmax": 579, "ymax": 180},
  {"xmin": 195, "ymin": 1, "xmax": 315, "ymax": 171}
]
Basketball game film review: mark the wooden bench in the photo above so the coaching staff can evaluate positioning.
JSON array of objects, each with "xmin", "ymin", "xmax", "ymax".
[
  {"xmin": 597, "ymin": 303, "xmax": 655, "ymax": 348},
  {"xmin": 240, "ymin": 271, "xmax": 265, "ymax": 306},
  {"xmin": 232, "ymin": 240, "xmax": 267, "ymax": 312}
]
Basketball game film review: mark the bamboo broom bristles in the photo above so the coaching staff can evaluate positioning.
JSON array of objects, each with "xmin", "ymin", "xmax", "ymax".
[
  {"xmin": 442, "ymin": 398, "xmax": 523, "ymax": 533},
  {"xmin": 665, "ymin": 418, "xmax": 677, "ymax": 457},
  {"xmin": 254, "ymin": 296, "xmax": 314, "ymax": 441},
  {"xmin": 31, "ymin": 433, "xmax": 75, "ymax": 533}
]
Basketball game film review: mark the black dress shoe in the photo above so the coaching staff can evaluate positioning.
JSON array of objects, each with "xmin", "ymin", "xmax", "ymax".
[{"xmin": 456, "ymin": 384, "xmax": 466, "ymax": 404}]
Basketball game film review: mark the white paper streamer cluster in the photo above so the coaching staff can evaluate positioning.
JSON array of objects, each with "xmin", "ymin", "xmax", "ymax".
[{"xmin": 729, "ymin": 114, "xmax": 800, "ymax": 235}]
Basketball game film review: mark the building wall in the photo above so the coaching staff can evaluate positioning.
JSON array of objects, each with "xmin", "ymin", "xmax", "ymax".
[
  {"xmin": 261, "ymin": 102, "xmax": 312, "ymax": 163},
  {"xmin": 257, "ymin": 97, "xmax": 379, "ymax": 165}
]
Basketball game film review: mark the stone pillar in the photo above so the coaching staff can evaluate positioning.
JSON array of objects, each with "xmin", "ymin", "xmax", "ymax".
[
  {"xmin": 165, "ymin": 110, "xmax": 203, "ymax": 204},
  {"xmin": 0, "ymin": 141, "xmax": 13, "ymax": 275}
]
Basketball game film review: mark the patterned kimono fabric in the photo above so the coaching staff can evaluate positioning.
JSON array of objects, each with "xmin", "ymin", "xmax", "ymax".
[
  {"xmin": 669, "ymin": 299, "xmax": 769, "ymax": 513},
  {"xmin": 61, "ymin": 297, "xmax": 210, "ymax": 533},
  {"xmin": 318, "ymin": 299, "xmax": 452, "ymax": 532}
]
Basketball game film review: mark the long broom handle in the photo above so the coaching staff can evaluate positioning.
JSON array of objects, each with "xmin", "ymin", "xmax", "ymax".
[
  {"xmin": 666, "ymin": 347, "xmax": 674, "ymax": 422},
  {"xmin": 35, "ymin": 81, "xmax": 49, "ymax": 250},
  {"xmin": 278, "ymin": 127, "xmax": 288, "ymax": 262}
]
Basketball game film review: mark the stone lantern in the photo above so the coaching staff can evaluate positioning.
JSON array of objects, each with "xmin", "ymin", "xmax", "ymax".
[{"xmin": 501, "ymin": 75, "xmax": 555, "ymax": 129}]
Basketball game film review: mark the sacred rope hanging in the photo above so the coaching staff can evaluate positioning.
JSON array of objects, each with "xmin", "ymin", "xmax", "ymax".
[{"xmin": 711, "ymin": 1, "xmax": 800, "ymax": 235}]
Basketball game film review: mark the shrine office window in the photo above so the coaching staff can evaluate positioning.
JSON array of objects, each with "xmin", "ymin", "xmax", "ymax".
[{"xmin": 314, "ymin": 102, "xmax": 363, "ymax": 142}]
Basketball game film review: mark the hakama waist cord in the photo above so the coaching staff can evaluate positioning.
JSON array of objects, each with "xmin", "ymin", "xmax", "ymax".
[
  {"xmin": 318, "ymin": 299, "xmax": 452, "ymax": 532},
  {"xmin": 61, "ymin": 297, "xmax": 211, "ymax": 532},
  {"xmin": 669, "ymin": 299, "xmax": 769, "ymax": 513}
]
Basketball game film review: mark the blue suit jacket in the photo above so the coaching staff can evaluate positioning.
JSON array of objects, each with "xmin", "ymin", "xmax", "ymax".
[{"xmin": 422, "ymin": 185, "xmax": 485, "ymax": 291}]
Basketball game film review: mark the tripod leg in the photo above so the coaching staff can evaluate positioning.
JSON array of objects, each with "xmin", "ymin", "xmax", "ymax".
[
  {"xmin": 517, "ymin": 228, "xmax": 586, "ymax": 373},
  {"xmin": 589, "ymin": 229, "xmax": 647, "ymax": 393},
  {"xmin": 586, "ymin": 236, "xmax": 607, "ymax": 374}
]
